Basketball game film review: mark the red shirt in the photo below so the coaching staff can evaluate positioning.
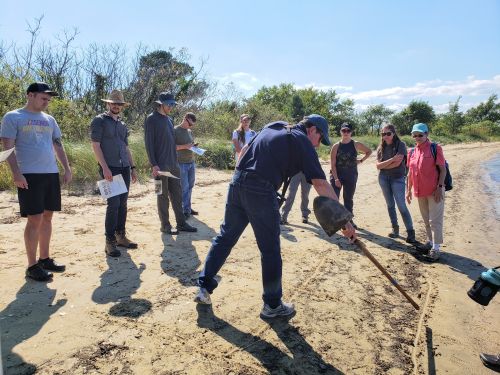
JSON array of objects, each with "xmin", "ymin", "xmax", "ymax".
[{"xmin": 407, "ymin": 140, "xmax": 445, "ymax": 197}]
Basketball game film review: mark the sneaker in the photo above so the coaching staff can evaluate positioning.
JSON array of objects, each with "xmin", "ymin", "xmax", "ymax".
[
  {"xmin": 177, "ymin": 223, "xmax": 197, "ymax": 232},
  {"xmin": 260, "ymin": 301, "xmax": 295, "ymax": 319},
  {"xmin": 194, "ymin": 287, "xmax": 211, "ymax": 304},
  {"xmin": 115, "ymin": 231, "xmax": 138, "ymax": 249},
  {"xmin": 427, "ymin": 249, "xmax": 441, "ymax": 261},
  {"xmin": 38, "ymin": 257, "xmax": 66, "ymax": 272},
  {"xmin": 26, "ymin": 264, "xmax": 53, "ymax": 281},
  {"xmin": 415, "ymin": 242, "xmax": 432, "ymax": 254},
  {"xmin": 302, "ymin": 217, "xmax": 308, "ymax": 224},
  {"xmin": 161, "ymin": 226, "xmax": 179, "ymax": 235},
  {"xmin": 190, "ymin": 209, "xmax": 199, "ymax": 216}
]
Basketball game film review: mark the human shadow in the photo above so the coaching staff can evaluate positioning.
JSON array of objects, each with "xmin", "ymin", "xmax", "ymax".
[
  {"xmin": 1, "ymin": 281, "xmax": 66, "ymax": 374},
  {"xmin": 196, "ymin": 304, "xmax": 344, "ymax": 374},
  {"xmin": 91, "ymin": 250, "xmax": 151, "ymax": 318},
  {"xmin": 161, "ymin": 217, "xmax": 216, "ymax": 286},
  {"xmin": 356, "ymin": 227, "xmax": 487, "ymax": 281}
]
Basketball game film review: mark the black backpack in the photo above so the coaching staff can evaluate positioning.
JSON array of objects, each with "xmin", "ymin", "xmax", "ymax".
[{"xmin": 409, "ymin": 143, "xmax": 452, "ymax": 191}]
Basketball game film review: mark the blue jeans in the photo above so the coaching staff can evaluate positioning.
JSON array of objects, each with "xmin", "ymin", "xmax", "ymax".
[
  {"xmin": 101, "ymin": 166, "xmax": 131, "ymax": 240},
  {"xmin": 179, "ymin": 162, "xmax": 195, "ymax": 214},
  {"xmin": 198, "ymin": 170, "xmax": 282, "ymax": 307},
  {"xmin": 378, "ymin": 174, "xmax": 414, "ymax": 231}
]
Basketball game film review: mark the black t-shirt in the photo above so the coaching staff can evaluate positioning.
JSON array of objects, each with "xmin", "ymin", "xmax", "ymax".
[{"xmin": 237, "ymin": 122, "xmax": 326, "ymax": 190}]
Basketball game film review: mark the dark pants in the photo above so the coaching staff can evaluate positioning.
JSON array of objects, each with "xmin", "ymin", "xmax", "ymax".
[
  {"xmin": 332, "ymin": 168, "xmax": 358, "ymax": 214},
  {"xmin": 102, "ymin": 166, "xmax": 130, "ymax": 240},
  {"xmin": 157, "ymin": 175, "xmax": 186, "ymax": 231},
  {"xmin": 199, "ymin": 170, "xmax": 282, "ymax": 307}
]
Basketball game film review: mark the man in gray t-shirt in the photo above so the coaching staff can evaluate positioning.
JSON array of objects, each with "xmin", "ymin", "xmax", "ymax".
[{"xmin": 0, "ymin": 82, "xmax": 72, "ymax": 282}]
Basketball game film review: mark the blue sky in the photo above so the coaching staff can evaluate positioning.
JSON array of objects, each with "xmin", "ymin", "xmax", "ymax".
[{"xmin": 1, "ymin": 0, "xmax": 499, "ymax": 112}]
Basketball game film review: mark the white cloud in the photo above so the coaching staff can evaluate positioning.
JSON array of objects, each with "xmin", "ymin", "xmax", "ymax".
[
  {"xmin": 295, "ymin": 83, "xmax": 353, "ymax": 92},
  {"xmin": 215, "ymin": 72, "xmax": 261, "ymax": 92}
]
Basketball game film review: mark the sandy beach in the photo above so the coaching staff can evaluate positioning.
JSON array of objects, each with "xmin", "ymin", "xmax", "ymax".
[{"xmin": 1, "ymin": 142, "xmax": 499, "ymax": 375}]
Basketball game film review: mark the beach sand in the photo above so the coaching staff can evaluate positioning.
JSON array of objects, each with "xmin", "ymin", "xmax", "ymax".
[{"xmin": 1, "ymin": 142, "xmax": 499, "ymax": 374}]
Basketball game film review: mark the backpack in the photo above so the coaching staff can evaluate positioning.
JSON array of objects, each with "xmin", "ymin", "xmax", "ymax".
[{"xmin": 409, "ymin": 142, "xmax": 452, "ymax": 191}]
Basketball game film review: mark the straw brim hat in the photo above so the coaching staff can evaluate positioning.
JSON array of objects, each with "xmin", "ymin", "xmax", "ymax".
[{"xmin": 101, "ymin": 90, "xmax": 130, "ymax": 106}]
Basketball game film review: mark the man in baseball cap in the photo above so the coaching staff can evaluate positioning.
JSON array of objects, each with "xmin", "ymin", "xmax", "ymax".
[{"xmin": 26, "ymin": 82, "xmax": 59, "ymax": 96}]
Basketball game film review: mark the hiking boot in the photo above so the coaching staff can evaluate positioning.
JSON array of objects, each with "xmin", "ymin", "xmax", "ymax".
[
  {"xmin": 177, "ymin": 223, "xmax": 197, "ymax": 232},
  {"xmin": 302, "ymin": 216, "xmax": 308, "ymax": 224},
  {"xmin": 388, "ymin": 225, "xmax": 399, "ymax": 238},
  {"xmin": 26, "ymin": 264, "xmax": 53, "ymax": 281},
  {"xmin": 260, "ymin": 301, "xmax": 296, "ymax": 319},
  {"xmin": 190, "ymin": 209, "xmax": 199, "ymax": 216},
  {"xmin": 38, "ymin": 257, "xmax": 66, "ymax": 272},
  {"xmin": 194, "ymin": 287, "xmax": 211, "ymax": 304},
  {"xmin": 115, "ymin": 231, "xmax": 138, "ymax": 249},
  {"xmin": 406, "ymin": 229, "xmax": 417, "ymax": 244},
  {"xmin": 105, "ymin": 239, "xmax": 121, "ymax": 257}
]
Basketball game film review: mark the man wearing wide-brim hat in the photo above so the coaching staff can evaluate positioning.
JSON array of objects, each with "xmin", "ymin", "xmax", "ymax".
[
  {"xmin": 90, "ymin": 89, "xmax": 138, "ymax": 257},
  {"xmin": 144, "ymin": 92, "xmax": 197, "ymax": 234}
]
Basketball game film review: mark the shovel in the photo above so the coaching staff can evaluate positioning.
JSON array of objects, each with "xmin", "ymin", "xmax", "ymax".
[{"xmin": 313, "ymin": 196, "xmax": 419, "ymax": 310}]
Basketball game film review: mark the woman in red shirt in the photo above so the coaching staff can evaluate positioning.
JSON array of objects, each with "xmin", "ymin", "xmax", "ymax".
[{"xmin": 406, "ymin": 123, "xmax": 447, "ymax": 261}]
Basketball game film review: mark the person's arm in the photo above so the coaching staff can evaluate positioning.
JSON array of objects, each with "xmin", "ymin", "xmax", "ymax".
[
  {"xmin": 144, "ymin": 117, "xmax": 160, "ymax": 177},
  {"xmin": 232, "ymin": 138, "xmax": 242, "ymax": 153},
  {"xmin": 126, "ymin": 146, "xmax": 137, "ymax": 183},
  {"xmin": 311, "ymin": 178, "xmax": 356, "ymax": 240},
  {"xmin": 433, "ymin": 164, "xmax": 446, "ymax": 202},
  {"xmin": 1, "ymin": 137, "xmax": 28, "ymax": 188},
  {"xmin": 376, "ymin": 154, "xmax": 404, "ymax": 170},
  {"xmin": 53, "ymin": 137, "xmax": 72, "ymax": 184},
  {"xmin": 406, "ymin": 158, "xmax": 413, "ymax": 204},
  {"xmin": 355, "ymin": 141, "xmax": 372, "ymax": 164},
  {"xmin": 329, "ymin": 143, "xmax": 341, "ymax": 187},
  {"xmin": 91, "ymin": 141, "xmax": 112, "ymax": 181}
]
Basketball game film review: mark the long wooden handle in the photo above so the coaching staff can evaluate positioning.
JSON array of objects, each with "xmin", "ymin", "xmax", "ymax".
[{"xmin": 355, "ymin": 239, "xmax": 419, "ymax": 310}]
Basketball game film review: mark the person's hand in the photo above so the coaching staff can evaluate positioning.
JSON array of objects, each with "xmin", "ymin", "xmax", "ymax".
[
  {"xmin": 334, "ymin": 179, "xmax": 342, "ymax": 188},
  {"xmin": 13, "ymin": 173, "xmax": 28, "ymax": 189},
  {"xmin": 342, "ymin": 222, "xmax": 356, "ymax": 243},
  {"xmin": 62, "ymin": 168, "xmax": 72, "ymax": 184},
  {"xmin": 131, "ymin": 168, "xmax": 137, "ymax": 183},
  {"xmin": 102, "ymin": 166, "xmax": 113, "ymax": 181},
  {"xmin": 433, "ymin": 186, "xmax": 443, "ymax": 202},
  {"xmin": 406, "ymin": 190, "xmax": 412, "ymax": 204},
  {"xmin": 152, "ymin": 165, "xmax": 160, "ymax": 177}
]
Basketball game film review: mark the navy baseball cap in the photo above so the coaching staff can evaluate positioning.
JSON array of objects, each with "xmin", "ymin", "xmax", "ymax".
[
  {"xmin": 26, "ymin": 82, "xmax": 58, "ymax": 96},
  {"xmin": 155, "ymin": 92, "xmax": 177, "ymax": 106},
  {"xmin": 304, "ymin": 114, "xmax": 331, "ymax": 146}
]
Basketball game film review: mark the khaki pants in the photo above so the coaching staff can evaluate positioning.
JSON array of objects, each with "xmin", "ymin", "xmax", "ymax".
[{"xmin": 417, "ymin": 189, "xmax": 445, "ymax": 244}]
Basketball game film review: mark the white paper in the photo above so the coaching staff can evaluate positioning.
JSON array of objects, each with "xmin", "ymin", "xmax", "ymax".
[
  {"xmin": 97, "ymin": 174, "xmax": 128, "ymax": 199},
  {"xmin": 0, "ymin": 148, "xmax": 14, "ymax": 163},
  {"xmin": 190, "ymin": 146, "xmax": 206, "ymax": 156},
  {"xmin": 157, "ymin": 171, "xmax": 180, "ymax": 179}
]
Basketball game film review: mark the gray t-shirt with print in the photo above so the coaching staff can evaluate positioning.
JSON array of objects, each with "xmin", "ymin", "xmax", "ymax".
[
  {"xmin": 378, "ymin": 140, "xmax": 407, "ymax": 178},
  {"xmin": 0, "ymin": 108, "xmax": 61, "ymax": 173}
]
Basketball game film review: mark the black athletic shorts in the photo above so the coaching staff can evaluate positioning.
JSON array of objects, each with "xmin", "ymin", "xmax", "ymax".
[{"xmin": 18, "ymin": 173, "xmax": 61, "ymax": 217}]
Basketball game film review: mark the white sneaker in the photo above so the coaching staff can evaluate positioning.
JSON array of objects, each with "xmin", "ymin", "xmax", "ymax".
[
  {"xmin": 260, "ymin": 301, "xmax": 295, "ymax": 319},
  {"xmin": 194, "ymin": 287, "xmax": 212, "ymax": 304}
]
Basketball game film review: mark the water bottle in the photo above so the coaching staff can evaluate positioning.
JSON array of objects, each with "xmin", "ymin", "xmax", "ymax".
[{"xmin": 467, "ymin": 266, "xmax": 500, "ymax": 306}]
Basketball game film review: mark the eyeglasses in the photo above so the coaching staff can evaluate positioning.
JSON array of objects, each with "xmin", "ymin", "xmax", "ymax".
[
  {"xmin": 341, "ymin": 129, "xmax": 351, "ymax": 133},
  {"xmin": 111, "ymin": 103, "xmax": 125, "ymax": 107},
  {"xmin": 381, "ymin": 132, "xmax": 393, "ymax": 137},
  {"xmin": 412, "ymin": 133, "xmax": 424, "ymax": 138}
]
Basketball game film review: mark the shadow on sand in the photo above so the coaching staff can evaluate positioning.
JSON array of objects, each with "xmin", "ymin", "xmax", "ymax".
[{"xmin": 196, "ymin": 304, "xmax": 344, "ymax": 374}]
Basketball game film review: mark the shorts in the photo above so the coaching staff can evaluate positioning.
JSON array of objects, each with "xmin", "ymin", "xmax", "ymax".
[{"xmin": 18, "ymin": 173, "xmax": 61, "ymax": 217}]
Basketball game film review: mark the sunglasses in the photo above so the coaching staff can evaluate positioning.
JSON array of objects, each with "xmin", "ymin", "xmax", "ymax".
[
  {"xmin": 381, "ymin": 132, "xmax": 393, "ymax": 136},
  {"xmin": 412, "ymin": 133, "xmax": 425, "ymax": 138},
  {"xmin": 341, "ymin": 129, "xmax": 351, "ymax": 133}
]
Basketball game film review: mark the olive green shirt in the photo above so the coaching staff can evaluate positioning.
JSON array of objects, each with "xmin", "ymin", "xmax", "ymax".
[{"xmin": 174, "ymin": 125, "xmax": 194, "ymax": 163}]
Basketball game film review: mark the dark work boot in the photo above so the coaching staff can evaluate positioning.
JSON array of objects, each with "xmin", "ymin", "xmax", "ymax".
[
  {"xmin": 115, "ymin": 230, "xmax": 138, "ymax": 249},
  {"xmin": 105, "ymin": 239, "xmax": 121, "ymax": 257},
  {"xmin": 406, "ymin": 229, "xmax": 417, "ymax": 244},
  {"xmin": 388, "ymin": 225, "xmax": 399, "ymax": 238}
]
